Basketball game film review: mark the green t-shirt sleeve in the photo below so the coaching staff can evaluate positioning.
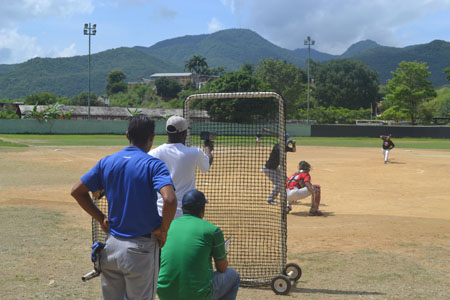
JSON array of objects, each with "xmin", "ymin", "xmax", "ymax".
[{"xmin": 212, "ymin": 227, "xmax": 227, "ymax": 261}]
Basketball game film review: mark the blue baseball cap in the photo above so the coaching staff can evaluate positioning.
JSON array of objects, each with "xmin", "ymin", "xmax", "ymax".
[
  {"xmin": 182, "ymin": 189, "xmax": 209, "ymax": 209},
  {"xmin": 285, "ymin": 133, "xmax": 290, "ymax": 141}
]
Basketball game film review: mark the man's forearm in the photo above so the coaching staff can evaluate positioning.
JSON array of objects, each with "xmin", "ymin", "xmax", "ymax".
[
  {"xmin": 205, "ymin": 147, "xmax": 213, "ymax": 165},
  {"xmin": 71, "ymin": 182, "xmax": 105, "ymax": 224},
  {"xmin": 159, "ymin": 185, "xmax": 177, "ymax": 232},
  {"xmin": 161, "ymin": 200, "xmax": 177, "ymax": 232}
]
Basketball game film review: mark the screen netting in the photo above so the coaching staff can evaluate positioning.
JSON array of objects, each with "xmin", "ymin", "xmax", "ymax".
[
  {"xmin": 184, "ymin": 92, "xmax": 288, "ymax": 286},
  {"xmin": 91, "ymin": 190, "xmax": 108, "ymax": 244}
]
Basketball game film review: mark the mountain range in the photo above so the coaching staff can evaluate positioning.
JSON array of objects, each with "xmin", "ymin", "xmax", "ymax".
[{"xmin": 1, "ymin": 28, "xmax": 449, "ymax": 99}]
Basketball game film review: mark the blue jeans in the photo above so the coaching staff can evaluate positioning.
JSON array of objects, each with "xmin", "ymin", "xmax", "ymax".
[{"xmin": 210, "ymin": 268, "xmax": 240, "ymax": 300}]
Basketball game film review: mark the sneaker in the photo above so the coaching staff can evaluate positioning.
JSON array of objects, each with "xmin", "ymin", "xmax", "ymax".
[
  {"xmin": 286, "ymin": 205, "xmax": 292, "ymax": 214},
  {"xmin": 309, "ymin": 210, "xmax": 324, "ymax": 216},
  {"xmin": 266, "ymin": 200, "xmax": 278, "ymax": 205},
  {"xmin": 384, "ymin": 161, "xmax": 387, "ymax": 164}
]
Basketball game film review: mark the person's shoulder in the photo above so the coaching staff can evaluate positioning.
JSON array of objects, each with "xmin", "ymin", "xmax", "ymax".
[
  {"xmin": 200, "ymin": 218, "xmax": 220, "ymax": 231},
  {"xmin": 149, "ymin": 143, "xmax": 169, "ymax": 155},
  {"xmin": 102, "ymin": 147, "xmax": 128, "ymax": 161},
  {"xmin": 179, "ymin": 144, "xmax": 205, "ymax": 156},
  {"xmin": 183, "ymin": 214, "xmax": 217, "ymax": 227},
  {"xmin": 142, "ymin": 151, "xmax": 167, "ymax": 168}
]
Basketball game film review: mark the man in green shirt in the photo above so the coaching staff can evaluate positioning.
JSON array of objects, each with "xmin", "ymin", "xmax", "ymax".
[{"xmin": 157, "ymin": 189, "xmax": 240, "ymax": 300}]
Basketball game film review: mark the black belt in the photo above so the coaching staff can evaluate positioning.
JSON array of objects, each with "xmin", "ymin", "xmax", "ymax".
[{"xmin": 141, "ymin": 233, "xmax": 152, "ymax": 238}]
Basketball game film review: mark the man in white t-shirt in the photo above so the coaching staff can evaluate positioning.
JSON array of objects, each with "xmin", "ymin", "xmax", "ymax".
[{"xmin": 149, "ymin": 116, "xmax": 214, "ymax": 218}]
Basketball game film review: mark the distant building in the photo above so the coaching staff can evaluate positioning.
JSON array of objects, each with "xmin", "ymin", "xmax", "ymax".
[
  {"xmin": 150, "ymin": 73, "xmax": 196, "ymax": 85},
  {"xmin": 1, "ymin": 102, "xmax": 25, "ymax": 115},
  {"xmin": 17, "ymin": 105, "xmax": 209, "ymax": 121},
  {"xmin": 149, "ymin": 72, "xmax": 220, "ymax": 89},
  {"xmin": 197, "ymin": 74, "xmax": 219, "ymax": 88}
]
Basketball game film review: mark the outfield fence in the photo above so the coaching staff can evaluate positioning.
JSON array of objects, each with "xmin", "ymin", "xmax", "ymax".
[{"xmin": 0, "ymin": 119, "xmax": 448, "ymax": 138}]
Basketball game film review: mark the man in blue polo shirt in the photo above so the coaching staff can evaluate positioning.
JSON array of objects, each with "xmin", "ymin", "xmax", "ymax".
[{"xmin": 71, "ymin": 114, "xmax": 177, "ymax": 300}]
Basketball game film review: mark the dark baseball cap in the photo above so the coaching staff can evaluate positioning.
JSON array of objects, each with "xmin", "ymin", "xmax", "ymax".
[{"xmin": 182, "ymin": 189, "xmax": 209, "ymax": 209}]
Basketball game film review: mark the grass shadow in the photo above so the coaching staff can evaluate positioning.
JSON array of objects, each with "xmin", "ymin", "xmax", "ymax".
[{"xmin": 292, "ymin": 286, "xmax": 385, "ymax": 296}]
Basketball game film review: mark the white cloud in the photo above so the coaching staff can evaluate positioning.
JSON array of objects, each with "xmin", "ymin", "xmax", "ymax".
[
  {"xmin": 230, "ymin": 0, "xmax": 450, "ymax": 54},
  {"xmin": 0, "ymin": 0, "xmax": 94, "ymax": 27},
  {"xmin": 0, "ymin": 28, "xmax": 42, "ymax": 64},
  {"xmin": 153, "ymin": 4, "xmax": 177, "ymax": 20},
  {"xmin": 55, "ymin": 43, "xmax": 77, "ymax": 58},
  {"xmin": 220, "ymin": 0, "xmax": 237, "ymax": 14},
  {"xmin": 0, "ymin": 0, "xmax": 94, "ymax": 64},
  {"xmin": 208, "ymin": 17, "xmax": 224, "ymax": 33}
]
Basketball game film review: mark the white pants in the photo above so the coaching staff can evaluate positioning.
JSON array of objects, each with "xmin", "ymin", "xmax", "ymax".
[
  {"xmin": 287, "ymin": 187, "xmax": 311, "ymax": 203},
  {"xmin": 262, "ymin": 167, "xmax": 282, "ymax": 202},
  {"xmin": 382, "ymin": 149, "xmax": 390, "ymax": 162}
]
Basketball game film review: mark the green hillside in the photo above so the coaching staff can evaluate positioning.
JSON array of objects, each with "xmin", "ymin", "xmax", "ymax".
[
  {"xmin": 0, "ymin": 47, "xmax": 179, "ymax": 99},
  {"xmin": 353, "ymin": 40, "xmax": 450, "ymax": 86},
  {"xmin": 139, "ymin": 29, "xmax": 450, "ymax": 86},
  {"xmin": 140, "ymin": 28, "xmax": 305, "ymax": 70},
  {"xmin": 341, "ymin": 40, "xmax": 380, "ymax": 58},
  {"xmin": 1, "ymin": 28, "xmax": 450, "ymax": 99},
  {"xmin": 0, "ymin": 64, "xmax": 18, "ymax": 74}
]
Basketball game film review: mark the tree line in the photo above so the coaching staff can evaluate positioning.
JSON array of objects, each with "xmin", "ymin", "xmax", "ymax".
[{"xmin": 2, "ymin": 55, "xmax": 450, "ymax": 124}]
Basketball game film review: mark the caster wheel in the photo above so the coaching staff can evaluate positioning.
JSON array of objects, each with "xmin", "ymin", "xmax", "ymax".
[
  {"xmin": 271, "ymin": 275, "xmax": 291, "ymax": 295},
  {"xmin": 283, "ymin": 263, "xmax": 302, "ymax": 281}
]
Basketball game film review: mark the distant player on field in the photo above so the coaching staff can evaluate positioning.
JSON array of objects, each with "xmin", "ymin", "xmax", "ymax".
[
  {"xmin": 263, "ymin": 133, "xmax": 296, "ymax": 205},
  {"xmin": 149, "ymin": 115, "xmax": 214, "ymax": 218},
  {"xmin": 286, "ymin": 161, "xmax": 323, "ymax": 216},
  {"xmin": 380, "ymin": 134, "xmax": 395, "ymax": 164}
]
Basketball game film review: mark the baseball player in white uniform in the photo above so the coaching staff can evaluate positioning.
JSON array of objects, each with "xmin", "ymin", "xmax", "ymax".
[{"xmin": 149, "ymin": 116, "xmax": 214, "ymax": 218}]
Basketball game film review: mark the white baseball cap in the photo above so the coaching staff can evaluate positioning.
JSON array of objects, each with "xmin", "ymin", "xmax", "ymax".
[{"xmin": 166, "ymin": 116, "xmax": 188, "ymax": 133}]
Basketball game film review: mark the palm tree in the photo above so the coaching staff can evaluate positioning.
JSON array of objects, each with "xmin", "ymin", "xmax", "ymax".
[{"xmin": 184, "ymin": 55, "xmax": 208, "ymax": 75}]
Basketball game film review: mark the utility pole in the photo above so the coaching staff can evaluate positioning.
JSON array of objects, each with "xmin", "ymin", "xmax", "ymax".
[
  {"xmin": 304, "ymin": 36, "xmax": 315, "ymax": 124},
  {"xmin": 84, "ymin": 23, "xmax": 97, "ymax": 120}
]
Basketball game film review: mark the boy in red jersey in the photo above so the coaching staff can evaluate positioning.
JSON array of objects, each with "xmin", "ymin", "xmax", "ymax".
[{"xmin": 286, "ymin": 161, "xmax": 323, "ymax": 216}]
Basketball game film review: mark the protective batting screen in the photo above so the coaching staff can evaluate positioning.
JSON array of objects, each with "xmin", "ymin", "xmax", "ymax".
[
  {"xmin": 91, "ymin": 190, "xmax": 108, "ymax": 244},
  {"xmin": 184, "ymin": 92, "xmax": 288, "ymax": 286}
]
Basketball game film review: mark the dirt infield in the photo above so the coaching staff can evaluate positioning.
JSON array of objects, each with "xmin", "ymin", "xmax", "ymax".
[{"xmin": 1, "ymin": 144, "xmax": 449, "ymax": 299}]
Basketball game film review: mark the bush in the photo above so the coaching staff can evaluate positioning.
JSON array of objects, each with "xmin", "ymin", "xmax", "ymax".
[
  {"xmin": 23, "ymin": 103, "xmax": 73, "ymax": 121},
  {"xmin": 296, "ymin": 106, "xmax": 371, "ymax": 124},
  {"xmin": 380, "ymin": 105, "xmax": 409, "ymax": 122},
  {"xmin": 0, "ymin": 110, "xmax": 19, "ymax": 119}
]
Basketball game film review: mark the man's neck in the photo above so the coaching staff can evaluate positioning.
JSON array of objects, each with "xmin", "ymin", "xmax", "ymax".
[
  {"xmin": 129, "ymin": 143, "xmax": 150, "ymax": 152},
  {"xmin": 167, "ymin": 139, "xmax": 185, "ymax": 145}
]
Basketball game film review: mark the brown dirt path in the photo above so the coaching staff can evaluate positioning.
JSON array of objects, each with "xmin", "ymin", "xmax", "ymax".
[{"xmin": 1, "ymin": 145, "xmax": 449, "ymax": 299}]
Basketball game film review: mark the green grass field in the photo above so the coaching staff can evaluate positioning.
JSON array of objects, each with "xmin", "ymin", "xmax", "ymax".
[
  {"xmin": 0, "ymin": 134, "xmax": 449, "ymax": 150},
  {"xmin": 0, "ymin": 139, "xmax": 28, "ymax": 147}
]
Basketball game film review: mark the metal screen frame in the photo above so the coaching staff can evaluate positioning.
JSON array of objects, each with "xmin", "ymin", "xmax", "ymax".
[{"xmin": 184, "ymin": 92, "xmax": 287, "ymax": 285}]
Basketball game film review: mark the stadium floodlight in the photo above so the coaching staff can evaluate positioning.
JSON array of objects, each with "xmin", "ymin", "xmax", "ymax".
[
  {"xmin": 83, "ymin": 23, "xmax": 97, "ymax": 120},
  {"xmin": 304, "ymin": 36, "xmax": 315, "ymax": 124}
]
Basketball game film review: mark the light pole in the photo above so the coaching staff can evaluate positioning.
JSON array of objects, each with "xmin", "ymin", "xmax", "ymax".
[
  {"xmin": 304, "ymin": 36, "xmax": 315, "ymax": 124},
  {"xmin": 84, "ymin": 23, "xmax": 96, "ymax": 120}
]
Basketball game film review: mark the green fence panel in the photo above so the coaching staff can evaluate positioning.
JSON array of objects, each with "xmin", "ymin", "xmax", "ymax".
[
  {"xmin": 0, "ymin": 119, "xmax": 168, "ymax": 135},
  {"xmin": 286, "ymin": 124, "xmax": 311, "ymax": 137}
]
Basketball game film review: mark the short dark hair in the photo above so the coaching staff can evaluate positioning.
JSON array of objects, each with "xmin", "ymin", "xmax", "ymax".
[
  {"xmin": 182, "ymin": 205, "xmax": 204, "ymax": 217},
  {"xmin": 127, "ymin": 114, "xmax": 155, "ymax": 146}
]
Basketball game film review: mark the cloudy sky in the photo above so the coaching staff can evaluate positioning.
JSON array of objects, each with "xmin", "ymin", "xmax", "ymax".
[{"xmin": 1, "ymin": 0, "xmax": 450, "ymax": 64}]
